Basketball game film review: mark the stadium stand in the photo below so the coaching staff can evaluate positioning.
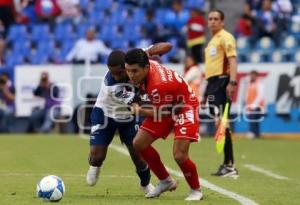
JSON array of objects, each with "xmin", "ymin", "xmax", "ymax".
[{"xmin": 1, "ymin": 0, "xmax": 300, "ymax": 67}]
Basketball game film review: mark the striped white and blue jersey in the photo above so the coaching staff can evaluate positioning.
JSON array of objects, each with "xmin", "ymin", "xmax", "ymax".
[{"xmin": 94, "ymin": 72, "xmax": 136, "ymax": 120}]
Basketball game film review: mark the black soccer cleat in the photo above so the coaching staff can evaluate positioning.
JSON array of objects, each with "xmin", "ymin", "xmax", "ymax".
[{"xmin": 212, "ymin": 164, "xmax": 239, "ymax": 179}]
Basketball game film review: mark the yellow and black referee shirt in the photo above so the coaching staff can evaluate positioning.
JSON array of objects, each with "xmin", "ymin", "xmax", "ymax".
[{"xmin": 204, "ymin": 29, "xmax": 237, "ymax": 79}]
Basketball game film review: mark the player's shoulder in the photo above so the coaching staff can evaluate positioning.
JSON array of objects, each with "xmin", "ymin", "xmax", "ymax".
[
  {"xmin": 149, "ymin": 60, "xmax": 167, "ymax": 80},
  {"xmin": 148, "ymin": 61, "xmax": 177, "ymax": 90},
  {"xmin": 104, "ymin": 72, "xmax": 118, "ymax": 86},
  {"xmin": 149, "ymin": 59, "xmax": 161, "ymax": 66},
  {"xmin": 220, "ymin": 29, "xmax": 235, "ymax": 41}
]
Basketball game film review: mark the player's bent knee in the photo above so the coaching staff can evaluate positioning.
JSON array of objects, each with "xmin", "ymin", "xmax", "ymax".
[
  {"xmin": 173, "ymin": 152, "xmax": 188, "ymax": 164},
  {"xmin": 133, "ymin": 138, "xmax": 143, "ymax": 151}
]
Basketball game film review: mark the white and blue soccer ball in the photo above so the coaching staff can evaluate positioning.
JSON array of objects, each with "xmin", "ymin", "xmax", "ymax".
[{"xmin": 36, "ymin": 175, "xmax": 65, "ymax": 202}]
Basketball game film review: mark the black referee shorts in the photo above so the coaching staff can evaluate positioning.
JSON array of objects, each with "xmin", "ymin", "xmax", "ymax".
[{"xmin": 205, "ymin": 75, "xmax": 230, "ymax": 117}]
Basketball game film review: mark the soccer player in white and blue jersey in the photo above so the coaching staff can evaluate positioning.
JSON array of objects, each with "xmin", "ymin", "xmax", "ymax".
[{"xmin": 86, "ymin": 43, "xmax": 172, "ymax": 196}]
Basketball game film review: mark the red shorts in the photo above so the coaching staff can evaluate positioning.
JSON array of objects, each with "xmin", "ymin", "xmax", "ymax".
[{"xmin": 140, "ymin": 108, "xmax": 199, "ymax": 142}]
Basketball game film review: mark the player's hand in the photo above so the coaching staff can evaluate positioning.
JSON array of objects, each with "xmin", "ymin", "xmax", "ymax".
[
  {"xmin": 200, "ymin": 96, "xmax": 207, "ymax": 109},
  {"xmin": 131, "ymin": 103, "xmax": 140, "ymax": 114},
  {"xmin": 226, "ymin": 84, "xmax": 235, "ymax": 100}
]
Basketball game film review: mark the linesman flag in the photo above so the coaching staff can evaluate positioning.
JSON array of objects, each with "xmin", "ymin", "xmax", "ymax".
[{"xmin": 215, "ymin": 102, "xmax": 230, "ymax": 154}]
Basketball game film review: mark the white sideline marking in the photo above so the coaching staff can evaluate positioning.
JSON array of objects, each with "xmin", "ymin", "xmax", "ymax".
[
  {"xmin": 244, "ymin": 164, "xmax": 289, "ymax": 180},
  {"xmin": 110, "ymin": 144, "xmax": 259, "ymax": 205}
]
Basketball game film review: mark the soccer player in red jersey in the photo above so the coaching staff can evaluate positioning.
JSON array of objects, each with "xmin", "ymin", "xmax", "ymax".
[{"xmin": 124, "ymin": 48, "xmax": 203, "ymax": 201}]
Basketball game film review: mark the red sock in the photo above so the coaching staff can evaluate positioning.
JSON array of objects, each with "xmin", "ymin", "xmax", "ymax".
[
  {"xmin": 178, "ymin": 158, "xmax": 200, "ymax": 190},
  {"xmin": 139, "ymin": 146, "xmax": 169, "ymax": 180}
]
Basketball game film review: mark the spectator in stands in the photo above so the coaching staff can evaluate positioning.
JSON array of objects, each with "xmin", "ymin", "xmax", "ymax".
[
  {"xmin": 183, "ymin": 56, "xmax": 202, "ymax": 100},
  {"xmin": 246, "ymin": 0, "xmax": 261, "ymax": 12},
  {"xmin": 0, "ymin": 73, "xmax": 15, "ymax": 133},
  {"xmin": 56, "ymin": 0, "xmax": 81, "ymax": 23},
  {"xmin": 0, "ymin": 20, "xmax": 4, "ymax": 39},
  {"xmin": 164, "ymin": 0, "xmax": 189, "ymax": 31},
  {"xmin": 253, "ymin": 0, "xmax": 280, "ymax": 46},
  {"xmin": 164, "ymin": 0, "xmax": 189, "ymax": 48},
  {"xmin": 139, "ymin": 0, "xmax": 161, "ymax": 8},
  {"xmin": 35, "ymin": 0, "xmax": 61, "ymax": 23},
  {"xmin": 272, "ymin": 0, "xmax": 292, "ymax": 34},
  {"xmin": 0, "ymin": 38, "xmax": 4, "ymax": 66},
  {"xmin": 14, "ymin": 0, "xmax": 37, "ymax": 24},
  {"xmin": 27, "ymin": 71, "xmax": 60, "ymax": 133},
  {"xmin": 245, "ymin": 70, "xmax": 265, "ymax": 139},
  {"xmin": 0, "ymin": 0, "xmax": 15, "ymax": 36},
  {"xmin": 186, "ymin": 8, "xmax": 206, "ymax": 63},
  {"xmin": 66, "ymin": 27, "xmax": 112, "ymax": 64},
  {"xmin": 235, "ymin": 3, "xmax": 254, "ymax": 37},
  {"xmin": 142, "ymin": 9, "xmax": 158, "ymax": 42}
]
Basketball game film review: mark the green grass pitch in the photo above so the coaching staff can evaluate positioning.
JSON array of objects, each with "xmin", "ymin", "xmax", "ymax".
[{"xmin": 0, "ymin": 134, "xmax": 299, "ymax": 205}]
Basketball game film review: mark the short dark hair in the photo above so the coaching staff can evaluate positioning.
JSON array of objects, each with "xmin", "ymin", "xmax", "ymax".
[
  {"xmin": 107, "ymin": 50, "xmax": 126, "ymax": 68},
  {"xmin": 125, "ymin": 48, "xmax": 149, "ymax": 68},
  {"xmin": 250, "ymin": 70, "xmax": 258, "ymax": 75},
  {"xmin": 209, "ymin": 9, "xmax": 225, "ymax": 20}
]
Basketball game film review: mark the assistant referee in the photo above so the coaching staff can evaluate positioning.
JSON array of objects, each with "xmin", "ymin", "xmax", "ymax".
[{"xmin": 202, "ymin": 9, "xmax": 238, "ymax": 177}]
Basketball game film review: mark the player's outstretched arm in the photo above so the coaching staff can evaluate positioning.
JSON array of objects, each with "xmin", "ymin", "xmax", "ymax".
[
  {"xmin": 144, "ymin": 42, "xmax": 173, "ymax": 56},
  {"xmin": 131, "ymin": 103, "xmax": 155, "ymax": 117}
]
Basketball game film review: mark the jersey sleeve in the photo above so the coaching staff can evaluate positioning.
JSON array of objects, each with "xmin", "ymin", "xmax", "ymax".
[{"xmin": 222, "ymin": 34, "xmax": 237, "ymax": 58}]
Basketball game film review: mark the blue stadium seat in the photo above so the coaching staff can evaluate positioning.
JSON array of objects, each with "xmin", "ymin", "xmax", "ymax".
[
  {"xmin": 87, "ymin": 11, "xmax": 105, "ymax": 25},
  {"xmin": 185, "ymin": 0, "xmax": 205, "ymax": 9},
  {"xmin": 75, "ymin": 23, "xmax": 96, "ymax": 39},
  {"xmin": 249, "ymin": 51, "xmax": 263, "ymax": 63},
  {"xmin": 7, "ymin": 25, "xmax": 28, "ymax": 42},
  {"xmin": 60, "ymin": 40, "xmax": 74, "ymax": 60},
  {"xmin": 255, "ymin": 37, "xmax": 275, "ymax": 53},
  {"xmin": 37, "ymin": 41, "xmax": 56, "ymax": 55},
  {"xmin": 5, "ymin": 1, "xmax": 222, "ymax": 65},
  {"xmin": 50, "ymin": 48, "xmax": 64, "ymax": 63},
  {"xmin": 12, "ymin": 40, "xmax": 31, "ymax": 57},
  {"xmin": 94, "ymin": 0, "xmax": 112, "ymax": 10},
  {"xmin": 293, "ymin": 50, "xmax": 300, "ymax": 63},
  {"xmin": 280, "ymin": 35, "xmax": 299, "ymax": 61},
  {"xmin": 110, "ymin": 7, "xmax": 127, "ymax": 24},
  {"xmin": 79, "ymin": 0, "xmax": 89, "ymax": 10},
  {"xmin": 5, "ymin": 51, "xmax": 26, "ymax": 67},
  {"xmin": 271, "ymin": 50, "xmax": 285, "ymax": 62},
  {"xmin": 54, "ymin": 23, "xmax": 75, "ymax": 42},
  {"xmin": 111, "ymin": 34, "xmax": 127, "ymax": 49},
  {"xmin": 254, "ymin": 37, "xmax": 275, "ymax": 61},
  {"xmin": 28, "ymin": 50, "xmax": 49, "ymax": 64},
  {"xmin": 99, "ymin": 24, "xmax": 115, "ymax": 41},
  {"xmin": 31, "ymin": 24, "xmax": 51, "ymax": 41},
  {"xmin": 289, "ymin": 22, "xmax": 300, "ymax": 40},
  {"xmin": 133, "ymin": 8, "xmax": 145, "ymax": 24},
  {"xmin": 124, "ymin": 24, "xmax": 141, "ymax": 41},
  {"xmin": 155, "ymin": 8, "xmax": 167, "ymax": 24},
  {"xmin": 163, "ymin": 8, "xmax": 189, "ymax": 30},
  {"xmin": 237, "ymin": 37, "xmax": 251, "ymax": 62}
]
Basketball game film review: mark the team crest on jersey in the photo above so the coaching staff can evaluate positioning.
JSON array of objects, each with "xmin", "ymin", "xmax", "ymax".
[
  {"xmin": 91, "ymin": 124, "xmax": 101, "ymax": 134},
  {"xmin": 226, "ymin": 43, "xmax": 233, "ymax": 52}
]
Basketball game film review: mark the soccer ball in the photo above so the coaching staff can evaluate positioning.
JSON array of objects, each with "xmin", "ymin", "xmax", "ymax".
[{"xmin": 36, "ymin": 175, "xmax": 65, "ymax": 202}]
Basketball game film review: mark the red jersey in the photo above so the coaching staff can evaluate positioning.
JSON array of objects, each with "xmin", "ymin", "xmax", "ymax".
[
  {"xmin": 139, "ymin": 60, "xmax": 200, "ymax": 141},
  {"xmin": 142, "ymin": 60, "xmax": 199, "ymax": 109},
  {"xmin": 187, "ymin": 16, "xmax": 205, "ymax": 40},
  {"xmin": 0, "ymin": 0, "xmax": 13, "ymax": 6},
  {"xmin": 187, "ymin": 15, "xmax": 206, "ymax": 47}
]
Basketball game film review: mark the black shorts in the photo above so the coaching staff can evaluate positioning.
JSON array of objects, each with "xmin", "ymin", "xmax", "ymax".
[{"xmin": 205, "ymin": 75, "xmax": 230, "ymax": 117}]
